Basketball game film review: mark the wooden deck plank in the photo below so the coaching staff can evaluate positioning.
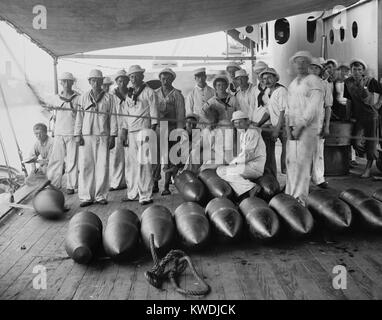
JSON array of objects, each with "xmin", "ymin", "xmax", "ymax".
[
  {"xmin": 107, "ymin": 264, "xmax": 137, "ymax": 300},
  {"xmin": 53, "ymin": 263, "xmax": 89, "ymax": 300}
]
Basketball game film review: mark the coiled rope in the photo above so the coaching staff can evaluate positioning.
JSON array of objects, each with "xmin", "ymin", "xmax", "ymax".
[{"xmin": 145, "ymin": 234, "xmax": 210, "ymax": 297}]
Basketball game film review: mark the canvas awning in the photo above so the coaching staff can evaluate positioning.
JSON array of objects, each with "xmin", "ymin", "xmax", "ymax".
[{"xmin": 0, "ymin": 0, "xmax": 356, "ymax": 57}]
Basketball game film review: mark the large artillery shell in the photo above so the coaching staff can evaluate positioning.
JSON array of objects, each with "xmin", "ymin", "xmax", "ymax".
[
  {"xmin": 339, "ymin": 189, "xmax": 382, "ymax": 229},
  {"xmin": 65, "ymin": 211, "xmax": 103, "ymax": 264},
  {"xmin": 103, "ymin": 209, "xmax": 140, "ymax": 261},
  {"xmin": 198, "ymin": 169, "xmax": 233, "ymax": 198},
  {"xmin": 269, "ymin": 194, "xmax": 314, "ymax": 236},
  {"xmin": 239, "ymin": 197, "xmax": 280, "ymax": 240},
  {"xmin": 307, "ymin": 189, "xmax": 352, "ymax": 230},
  {"xmin": 174, "ymin": 170, "xmax": 206, "ymax": 202},
  {"xmin": 33, "ymin": 187, "xmax": 65, "ymax": 219},
  {"xmin": 141, "ymin": 205, "xmax": 175, "ymax": 251},
  {"xmin": 205, "ymin": 198, "xmax": 243, "ymax": 242},
  {"xmin": 256, "ymin": 175, "xmax": 280, "ymax": 202},
  {"xmin": 174, "ymin": 202, "xmax": 210, "ymax": 249}
]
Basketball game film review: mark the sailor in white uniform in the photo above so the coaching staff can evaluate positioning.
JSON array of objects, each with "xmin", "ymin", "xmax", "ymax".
[
  {"xmin": 185, "ymin": 67, "xmax": 215, "ymax": 121},
  {"xmin": 285, "ymin": 52, "xmax": 325, "ymax": 205},
  {"xmin": 74, "ymin": 69, "xmax": 118, "ymax": 207},
  {"xmin": 120, "ymin": 65, "xmax": 158, "ymax": 206},
  {"xmin": 46, "ymin": 72, "xmax": 80, "ymax": 194}
]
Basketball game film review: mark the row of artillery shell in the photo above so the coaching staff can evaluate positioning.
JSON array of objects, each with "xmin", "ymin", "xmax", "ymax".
[{"xmin": 65, "ymin": 187, "xmax": 382, "ymax": 264}]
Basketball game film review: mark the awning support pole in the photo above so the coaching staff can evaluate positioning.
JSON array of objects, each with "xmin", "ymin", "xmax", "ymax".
[
  {"xmin": 250, "ymin": 40, "xmax": 255, "ymax": 83},
  {"xmin": 53, "ymin": 57, "xmax": 58, "ymax": 95}
]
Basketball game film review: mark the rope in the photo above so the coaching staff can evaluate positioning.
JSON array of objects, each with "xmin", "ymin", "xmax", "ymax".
[
  {"xmin": 0, "ymin": 127, "xmax": 17, "ymax": 198},
  {"xmin": 42, "ymin": 104, "xmax": 382, "ymax": 143},
  {"xmin": 145, "ymin": 234, "xmax": 210, "ymax": 297}
]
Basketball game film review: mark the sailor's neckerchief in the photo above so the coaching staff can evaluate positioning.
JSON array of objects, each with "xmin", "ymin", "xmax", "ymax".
[
  {"xmin": 85, "ymin": 90, "xmax": 105, "ymax": 110},
  {"xmin": 58, "ymin": 92, "xmax": 79, "ymax": 116},
  {"xmin": 127, "ymin": 83, "xmax": 146, "ymax": 105},
  {"xmin": 215, "ymin": 94, "xmax": 233, "ymax": 111},
  {"xmin": 114, "ymin": 87, "xmax": 127, "ymax": 105},
  {"xmin": 257, "ymin": 83, "xmax": 267, "ymax": 107}
]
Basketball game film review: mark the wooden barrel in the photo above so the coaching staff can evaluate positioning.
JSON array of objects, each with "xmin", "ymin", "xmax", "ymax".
[
  {"xmin": 324, "ymin": 145, "xmax": 350, "ymax": 176},
  {"xmin": 325, "ymin": 121, "xmax": 353, "ymax": 146}
]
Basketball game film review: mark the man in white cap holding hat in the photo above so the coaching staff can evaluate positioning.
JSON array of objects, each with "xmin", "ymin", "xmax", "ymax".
[
  {"xmin": 153, "ymin": 67, "xmax": 185, "ymax": 195},
  {"xmin": 259, "ymin": 67, "xmax": 287, "ymax": 177},
  {"xmin": 344, "ymin": 58, "xmax": 382, "ymax": 178},
  {"xmin": 285, "ymin": 51, "xmax": 324, "ymax": 205},
  {"xmin": 216, "ymin": 110, "xmax": 265, "ymax": 201},
  {"xmin": 226, "ymin": 62, "xmax": 241, "ymax": 94},
  {"xmin": 120, "ymin": 65, "xmax": 158, "ymax": 205},
  {"xmin": 308, "ymin": 58, "xmax": 333, "ymax": 189},
  {"xmin": 202, "ymin": 74, "xmax": 240, "ymax": 122},
  {"xmin": 185, "ymin": 67, "xmax": 215, "ymax": 120},
  {"xmin": 46, "ymin": 72, "xmax": 80, "ymax": 194},
  {"xmin": 109, "ymin": 69, "xmax": 130, "ymax": 191},
  {"xmin": 74, "ymin": 69, "xmax": 118, "ymax": 207},
  {"xmin": 102, "ymin": 77, "xmax": 114, "ymax": 93}
]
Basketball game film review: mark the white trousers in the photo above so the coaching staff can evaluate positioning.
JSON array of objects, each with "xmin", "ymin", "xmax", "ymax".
[
  {"xmin": 78, "ymin": 136, "xmax": 109, "ymax": 202},
  {"xmin": 125, "ymin": 131, "xmax": 153, "ymax": 202},
  {"xmin": 109, "ymin": 138, "xmax": 127, "ymax": 189},
  {"xmin": 47, "ymin": 135, "xmax": 78, "ymax": 189},
  {"xmin": 216, "ymin": 158, "xmax": 265, "ymax": 196},
  {"xmin": 285, "ymin": 128, "xmax": 318, "ymax": 205},
  {"xmin": 311, "ymin": 138, "xmax": 325, "ymax": 185}
]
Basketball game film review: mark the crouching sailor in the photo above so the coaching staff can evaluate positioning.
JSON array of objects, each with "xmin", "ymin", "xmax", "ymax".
[
  {"xmin": 121, "ymin": 65, "xmax": 158, "ymax": 206},
  {"xmin": 74, "ymin": 69, "xmax": 117, "ymax": 207},
  {"xmin": 46, "ymin": 72, "xmax": 80, "ymax": 194},
  {"xmin": 216, "ymin": 111, "xmax": 266, "ymax": 201}
]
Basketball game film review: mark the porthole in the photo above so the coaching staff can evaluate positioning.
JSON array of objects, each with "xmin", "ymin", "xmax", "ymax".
[
  {"xmin": 274, "ymin": 18, "xmax": 290, "ymax": 45},
  {"xmin": 352, "ymin": 21, "xmax": 358, "ymax": 38},
  {"xmin": 245, "ymin": 25, "xmax": 254, "ymax": 34},
  {"xmin": 340, "ymin": 27, "xmax": 345, "ymax": 42},
  {"xmin": 329, "ymin": 29, "xmax": 334, "ymax": 45},
  {"xmin": 307, "ymin": 16, "xmax": 317, "ymax": 43}
]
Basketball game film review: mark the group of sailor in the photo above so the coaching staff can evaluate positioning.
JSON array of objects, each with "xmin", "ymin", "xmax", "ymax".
[{"xmin": 28, "ymin": 50, "xmax": 382, "ymax": 207}]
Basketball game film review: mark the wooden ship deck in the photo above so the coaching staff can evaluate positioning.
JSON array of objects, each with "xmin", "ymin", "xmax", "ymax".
[{"xmin": 1, "ymin": 163, "xmax": 382, "ymax": 300}]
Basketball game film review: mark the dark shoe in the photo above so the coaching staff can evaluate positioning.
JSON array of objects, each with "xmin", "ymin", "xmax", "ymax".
[
  {"xmin": 66, "ymin": 189, "xmax": 75, "ymax": 195},
  {"xmin": 350, "ymin": 160, "xmax": 359, "ymax": 167},
  {"xmin": 317, "ymin": 181, "xmax": 329, "ymax": 189},
  {"xmin": 110, "ymin": 185, "xmax": 127, "ymax": 191},
  {"xmin": 152, "ymin": 182, "xmax": 159, "ymax": 194},
  {"xmin": 109, "ymin": 187, "xmax": 116, "ymax": 191},
  {"xmin": 80, "ymin": 201, "xmax": 93, "ymax": 207},
  {"xmin": 161, "ymin": 189, "xmax": 171, "ymax": 196},
  {"xmin": 140, "ymin": 200, "xmax": 153, "ymax": 206},
  {"xmin": 96, "ymin": 199, "xmax": 108, "ymax": 205},
  {"xmin": 121, "ymin": 197, "xmax": 138, "ymax": 202}
]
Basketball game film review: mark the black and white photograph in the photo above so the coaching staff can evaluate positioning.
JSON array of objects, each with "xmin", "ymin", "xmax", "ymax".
[{"xmin": 1, "ymin": 0, "xmax": 382, "ymax": 309}]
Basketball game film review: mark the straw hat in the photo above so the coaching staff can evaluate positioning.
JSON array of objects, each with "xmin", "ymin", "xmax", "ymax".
[
  {"xmin": 88, "ymin": 69, "xmax": 103, "ymax": 80},
  {"xmin": 349, "ymin": 58, "xmax": 368, "ymax": 70},
  {"xmin": 234, "ymin": 69, "xmax": 249, "ymax": 79},
  {"xmin": 289, "ymin": 51, "xmax": 313, "ymax": 64},
  {"xmin": 114, "ymin": 69, "xmax": 128, "ymax": 81},
  {"xmin": 213, "ymin": 74, "xmax": 229, "ymax": 87},
  {"xmin": 158, "ymin": 67, "xmax": 176, "ymax": 79},
  {"xmin": 193, "ymin": 67, "xmax": 206, "ymax": 76},
  {"xmin": 103, "ymin": 77, "xmax": 114, "ymax": 85},
  {"xmin": 58, "ymin": 72, "xmax": 75, "ymax": 81},
  {"xmin": 231, "ymin": 110, "xmax": 249, "ymax": 122},
  {"xmin": 259, "ymin": 67, "xmax": 280, "ymax": 81},
  {"xmin": 127, "ymin": 65, "xmax": 146, "ymax": 76}
]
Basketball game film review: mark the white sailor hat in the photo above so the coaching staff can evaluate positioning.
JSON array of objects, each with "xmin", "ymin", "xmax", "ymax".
[
  {"xmin": 289, "ymin": 51, "xmax": 313, "ymax": 64},
  {"xmin": 259, "ymin": 67, "xmax": 280, "ymax": 81},
  {"xmin": 185, "ymin": 113, "xmax": 199, "ymax": 121},
  {"xmin": 325, "ymin": 59, "xmax": 338, "ymax": 68},
  {"xmin": 253, "ymin": 61, "xmax": 269, "ymax": 74},
  {"xmin": 158, "ymin": 67, "xmax": 176, "ymax": 79},
  {"xmin": 310, "ymin": 57, "xmax": 324, "ymax": 69},
  {"xmin": 58, "ymin": 72, "xmax": 75, "ymax": 81},
  {"xmin": 231, "ymin": 110, "xmax": 249, "ymax": 122},
  {"xmin": 337, "ymin": 62, "xmax": 350, "ymax": 70},
  {"xmin": 234, "ymin": 69, "xmax": 249, "ymax": 79},
  {"xmin": 349, "ymin": 58, "xmax": 368, "ymax": 70},
  {"xmin": 213, "ymin": 74, "xmax": 229, "ymax": 87},
  {"xmin": 226, "ymin": 62, "xmax": 241, "ymax": 70},
  {"xmin": 127, "ymin": 65, "xmax": 146, "ymax": 76},
  {"xmin": 88, "ymin": 69, "xmax": 104, "ymax": 80},
  {"xmin": 114, "ymin": 69, "xmax": 128, "ymax": 81},
  {"xmin": 193, "ymin": 67, "xmax": 206, "ymax": 76},
  {"xmin": 103, "ymin": 77, "xmax": 114, "ymax": 85}
]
